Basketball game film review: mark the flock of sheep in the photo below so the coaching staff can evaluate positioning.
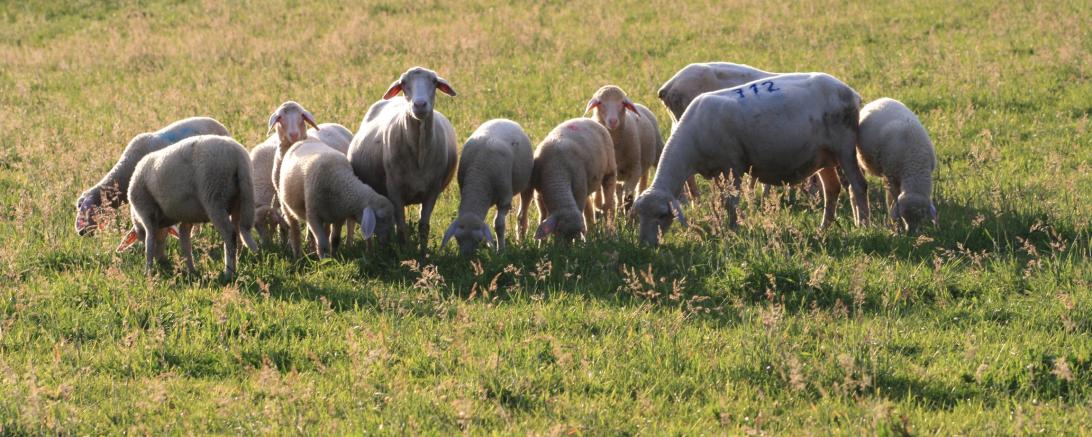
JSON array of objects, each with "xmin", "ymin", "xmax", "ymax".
[{"xmin": 74, "ymin": 64, "xmax": 938, "ymax": 276}]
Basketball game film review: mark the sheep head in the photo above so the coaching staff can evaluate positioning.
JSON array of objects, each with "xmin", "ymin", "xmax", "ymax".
[
  {"xmin": 75, "ymin": 191, "xmax": 102, "ymax": 236},
  {"xmin": 892, "ymin": 192, "xmax": 937, "ymax": 234},
  {"xmin": 359, "ymin": 197, "xmax": 395, "ymax": 245},
  {"xmin": 632, "ymin": 189, "xmax": 686, "ymax": 246},
  {"xmin": 535, "ymin": 208, "xmax": 586, "ymax": 243},
  {"xmin": 586, "ymin": 85, "xmax": 638, "ymax": 131},
  {"xmin": 442, "ymin": 214, "xmax": 496, "ymax": 257},
  {"xmin": 383, "ymin": 67, "xmax": 457, "ymax": 121},
  {"xmin": 267, "ymin": 101, "xmax": 318, "ymax": 149}
]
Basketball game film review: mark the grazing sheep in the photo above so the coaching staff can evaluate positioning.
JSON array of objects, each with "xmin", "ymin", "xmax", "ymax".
[
  {"xmin": 857, "ymin": 97, "xmax": 938, "ymax": 233},
  {"xmin": 632, "ymin": 73, "xmax": 869, "ymax": 246},
  {"xmin": 528, "ymin": 118, "xmax": 617, "ymax": 242},
  {"xmin": 347, "ymin": 67, "xmax": 458, "ymax": 252},
  {"xmin": 441, "ymin": 119, "xmax": 534, "ymax": 256},
  {"xmin": 277, "ymin": 139, "xmax": 394, "ymax": 258},
  {"xmin": 249, "ymin": 135, "xmax": 287, "ymax": 247},
  {"xmin": 585, "ymin": 85, "xmax": 665, "ymax": 207},
  {"xmin": 307, "ymin": 123, "xmax": 353, "ymax": 154},
  {"xmin": 75, "ymin": 117, "xmax": 230, "ymax": 236},
  {"xmin": 657, "ymin": 62, "xmax": 777, "ymax": 122},
  {"xmin": 115, "ymin": 135, "xmax": 259, "ymax": 276}
]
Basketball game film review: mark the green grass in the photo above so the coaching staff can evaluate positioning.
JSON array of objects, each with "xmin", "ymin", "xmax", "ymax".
[{"xmin": 2, "ymin": 0, "xmax": 1091, "ymax": 433}]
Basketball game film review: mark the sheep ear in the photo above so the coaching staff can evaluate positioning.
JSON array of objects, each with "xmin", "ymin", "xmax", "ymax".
[
  {"xmin": 670, "ymin": 199, "xmax": 688, "ymax": 228},
  {"xmin": 116, "ymin": 229, "xmax": 139, "ymax": 253},
  {"xmin": 584, "ymin": 98, "xmax": 600, "ymax": 115},
  {"xmin": 360, "ymin": 207, "xmax": 377, "ymax": 240},
  {"xmin": 482, "ymin": 224, "xmax": 495, "ymax": 247},
  {"xmin": 267, "ymin": 111, "xmax": 281, "ymax": 134},
  {"xmin": 535, "ymin": 215, "xmax": 558, "ymax": 240},
  {"xmin": 435, "ymin": 77, "xmax": 457, "ymax": 97},
  {"xmin": 382, "ymin": 80, "xmax": 404, "ymax": 100},
  {"xmin": 623, "ymin": 99, "xmax": 639, "ymax": 117},
  {"xmin": 301, "ymin": 109, "xmax": 319, "ymax": 130},
  {"xmin": 441, "ymin": 222, "xmax": 457, "ymax": 247}
]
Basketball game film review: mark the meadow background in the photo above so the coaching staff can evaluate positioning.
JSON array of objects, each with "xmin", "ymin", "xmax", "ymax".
[{"xmin": 1, "ymin": 0, "xmax": 1090, "ymax": 434}]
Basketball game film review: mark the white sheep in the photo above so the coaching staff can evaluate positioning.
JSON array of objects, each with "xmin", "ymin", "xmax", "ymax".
[
  {"xmin": 632, "ymin": 73, "xmax": 870, "ymax": 246},
  {"xmin": 585, "ymin": 85, "xmax": 665, "ymax": 207},
  {"xmin": 530, "ymin": 118, "xmax": 617, "ymax": 242},
  {"xmin": 441, "ymin": 119, "xmax": 534, "ymax": 256},
  {"xmin": 75, "ymin": 117, "xmax": 230, "ymax": 236},
  {"xmin": 347, "ymin": 67, "xmax": 458, "ymax": 252},
  {"xmin": 267, "ymin": 101, "xmax": 319, "ymax": 206},
  {"xmin": 277, "ymin": 139, "xmax": 395, "ymax": 258},
  {"xmin": 250, "ymin": 122, "xmax": 354, "ymax": 247},
  {"xmin": 657, "ymin": 62, "xmax": 777, "ymax": 122},
  {"xmin": 857, "ymin": 97, "xmax": 938, "ymax": 232},
  {"xmin": 115, "ymin": 135, "xmax": 259, "ymax": 276}
]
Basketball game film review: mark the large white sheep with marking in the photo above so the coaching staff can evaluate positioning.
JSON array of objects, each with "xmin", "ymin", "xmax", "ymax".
[
  {"xmin": 529, "ymin": 118, "xmax": 617, "ymax": 242},
  {"xmin": 115, "ymin": 135, "xmax": 258, "ymax": 276},
  {"xmin": 441, "ymin": 119, "xmax": 534, "ymax": 256},
  {"xmin": 75, "ymin": 117, "xmax": 230, "ymax": 236},
  {"xmin": 857, "ymin": 97, "xmax": 937, "ymax": 233},
  {"xmin": 347, "ymin": 67, "xmax": 458, "ymax": 252},
  {"xmin": 277, "ymin": 138, "xmax": 394, "ymax": 258},
  {"xmin": 632, "ymin": 73, "xmax": 869, "ymax": 246},
  {"xmin": 585, "ymin": 85, "xmax": 664, "ymax": 207},
  {"xmin": 657, "ymin": 62, "xmax": 777, "ymax": 122}
]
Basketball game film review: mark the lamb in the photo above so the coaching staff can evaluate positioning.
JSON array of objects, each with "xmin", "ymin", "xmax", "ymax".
[
  {"xmin": 857, "ymin": 97, "xmax": 938, "ymax": 233},
  {"xmin": 441, "ymin": 119, "xmax": 534, "ymax": 256},
  {"xmin": 347, "ymin": 67, "xmax": 458, "ymax": 252},
  {"xmin": 115, "ymin": 135, "xmax": 259, "ymax": 276},
  {"xmin": 277, "ymin": 138, "xmax": 395, "ymax": 258},
  {"xmin": 585, "ymin": 85, "xmax": 665, "ymax": 207},
  {"xmin": 632, "ymin": 73, "xmax": 870, "ymax": 246},
  {"xmin": 528, "ymin": 118, "xmax": 617, "ymax": 242},
  {"xmin": 250, "ymin": 122, "xmax": 353, "ymax": 247},
  {"xmin": 75, "ymin": 117, "xmax": 230, "ymax": 236}
]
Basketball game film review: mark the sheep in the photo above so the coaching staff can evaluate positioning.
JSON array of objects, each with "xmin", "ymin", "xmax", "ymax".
[
  {"xmin": 75, "ymin": 116, "xmax": 230, "ymax": 236},
  {"xmin": 528, "ymin": 118, "xmax": 617, "ymax": 242},
  {"xmin": 441, "ymin": 119, "xmax": 534, "ymax": 256},
  {"xmin": 347, "ymin": 67, "xmax": 458, "ymax": 252},
  {"xmin": 277, "ymin": 138, "xmax": 395, "ymax": 258},
  {"xmin": 632, "ymin": 73, "xmax": 870, "ymax": 246},
  {"xmin": 250, "ymin": 122, "xmax": 353, "ymax": 247},
  {"xmin": 857, "ymin": 97, "xmax": 938, "ymax": 233},
  {"xmin": 585, "ymin": 85, "xmax": 665, "ymax": 208},
  {"xmin": 657, "ymin": 62, "xmax": 777, "ymax": 122},
  {"xmin": 115, "ymin": 135, "xmax": 259, "ymax": 276}
]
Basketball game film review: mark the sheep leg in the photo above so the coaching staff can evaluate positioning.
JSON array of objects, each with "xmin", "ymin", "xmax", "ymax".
[
  {"xmin": 345, "ymin": 218, "xmax": 356, "ymax": 248},
  {"xmin": 284, "ymin": 213, "xmax": 302, "ymax": 258},
  {"xmin": 602, "ymin": 173, "xmax": 617, "ymax": 231},
  {"xmin": 331, "ymin": 220, "xmax": 345, "ymax": 253},
  {"xmin": 494, "ymin": 205, "xmax": 509, "ymax": 251},
  {"xmin": 517, "ymin": 188, "xmax": 534, "ymax": 240},
  {"xmin": 153, "ymin": 227, "xmax": 169, "ymax": 266},
  {"xmin": 391, "ymin": 198, "xmax": 408, "ymax": 244},
  {"xmin": 817, "ymin": 167, "xmax": 842, "ymax": 229},
  {"xmin": 178, "ymin": 223, "xmax": 196, "ymax": 273},
  {"xmin": 583, "ymin": 197, "xmax": 596, "ymax": 234},
  {"xmin": 142, "ymin": 224, "xmax": 156, "ymax": 274},
  {"xmin": 724, "ymin": 169, "xmax": 744, "ymax": 228},
  {"xmin": 685, "ymin": 175, "xmax": 701, "ymax": 200},
  {"xmin": 535, "ymin": 195, "xmax": 549, "ymax": 224},
  {"xmin": 837, "ymin": 148, "xmax": 870, "ymax": 226},
  {"xmin": 885, "ymin": 177, "xmax": 901, "ymax": 221},
  {"xmin": 419, "ymin": 194, "xmax": 442, "ymax": 253},
  {"xmin": 207, "ymin": 209, "xmax": 238, "ymax": 277}
]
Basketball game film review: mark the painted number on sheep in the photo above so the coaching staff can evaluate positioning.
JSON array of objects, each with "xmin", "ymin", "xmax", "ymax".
[{"xmin": 732, "ymin": 81, "xmax": 781, "ymax": 99}]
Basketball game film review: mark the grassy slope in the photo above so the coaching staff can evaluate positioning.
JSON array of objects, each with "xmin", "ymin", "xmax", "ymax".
[{"xmin": 1, "ymin": 0, "xmax": 1090, "ymax": 434}]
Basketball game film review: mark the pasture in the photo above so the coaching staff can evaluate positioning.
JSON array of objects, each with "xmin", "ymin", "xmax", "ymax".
[{"xmin": 1, "ymin": 0, "xmax": 1090, "ymax": 433}]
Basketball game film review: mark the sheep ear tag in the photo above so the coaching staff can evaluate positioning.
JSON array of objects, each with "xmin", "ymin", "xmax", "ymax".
[
  {"xmin": 441, "ymin": 222, "xmax": 457, "ymax": 247},
  {"xmin": 116, "ymin": 229, "xmax": 139, "ymax": 253},
  {"xmin": 535, "ymin": 215, "xmax": 558, "ymax": 240},
  {"xmin": 360, "ymin": 208, "xmax": 377, "ymax": 240}
]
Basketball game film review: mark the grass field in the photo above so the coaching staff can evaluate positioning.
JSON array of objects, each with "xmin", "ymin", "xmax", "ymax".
[{"xmin": 1, "ymin": 0, "xmax": 1091, "ymax": 434}]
